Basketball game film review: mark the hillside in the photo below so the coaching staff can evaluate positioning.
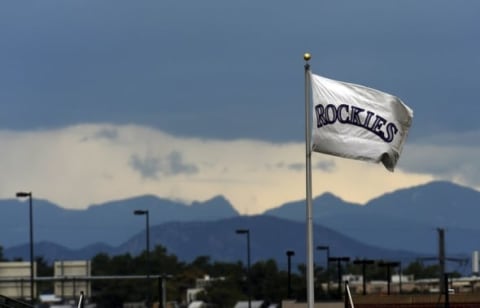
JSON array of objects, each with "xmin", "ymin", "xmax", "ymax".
[
  {"xmin": 265, "ymin": 181, "xmax": 480, "ymax": 254},
  {"xmin": 2, "ymin": 181, "xmax": 479, "ymax": 269},
  {"xmin": 5, "ymin": 215, "xmax": 422, "ymax": 269},
  {"xmin": 0, "ymin": 195, "xmax": 238, "ymax": 249}
]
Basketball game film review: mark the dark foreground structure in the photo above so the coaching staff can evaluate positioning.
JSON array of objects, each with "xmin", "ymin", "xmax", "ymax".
[
  {"xmin": 283, "ymin": 278, "xmax": 480, "ymax": 308},
  {"xmin": 283, "ymin": 293, "xmax": 480, "ymax": 308},
  {"xmin": 352, "ymin": 293, "xmax": 480, "ymax": 308},
  {"xmin": 0, "ymin": 294, "xmax": 33, "ymax": 308}
]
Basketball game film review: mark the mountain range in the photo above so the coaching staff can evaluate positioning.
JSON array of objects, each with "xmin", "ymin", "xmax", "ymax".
[
  {"xmin": 265, "ymin": 181, "xmax": 480, "ymax": 255},
  {"xmin": 1, "ymin": 181, "xmax": 479, "ymax": 273}
]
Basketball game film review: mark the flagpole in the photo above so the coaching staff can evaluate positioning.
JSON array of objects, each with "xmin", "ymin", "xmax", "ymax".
[{"xmin": 304, "ymin": 52, "xmax": 315, "ymax": 308}]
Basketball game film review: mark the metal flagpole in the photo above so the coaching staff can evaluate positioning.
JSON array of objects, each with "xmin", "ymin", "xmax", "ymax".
[{"xmin": 304, "ymin": 52, "xmax": 315, "ymax": 308}]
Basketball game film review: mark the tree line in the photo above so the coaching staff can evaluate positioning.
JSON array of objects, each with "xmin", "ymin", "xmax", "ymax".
[{"xmin": 0, "ymin": 245, "xmax": 455, "ymax": 307}]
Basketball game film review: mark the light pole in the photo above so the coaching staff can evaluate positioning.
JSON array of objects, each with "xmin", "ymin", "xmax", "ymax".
[
  {"xmin": 134, "ymin": 210, "xmax": 151, "ymax": 307},
  {"xmin": 316, "ymin": 245, "xmax": 330, "ymax": 295},
  {"xmin": 236, "ymin": 229, "xmax": 251, "ymax": 308},
  {"xmin": 16, "ymin": 191, "xmax": 34, "ymax": 303},
  {"xmin": 286, "ymin": 250, "xmax": 295, "ymax": 299}
]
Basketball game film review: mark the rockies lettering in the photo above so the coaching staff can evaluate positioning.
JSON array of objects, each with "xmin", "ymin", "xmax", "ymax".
[{"xmin": 314, "ymin": 103, "xmax": 399, "ymax": 143}]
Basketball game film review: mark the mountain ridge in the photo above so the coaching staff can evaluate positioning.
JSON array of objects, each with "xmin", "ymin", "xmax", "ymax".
[
  {"xmin": 0, "ymin": 194, "xmax": 239, "ymax": 249},
  {"xmin": 4, "ymin": 215, "xmax": 425, "ymax": 270},
  {"xmin": 1, "ymin": 180, "xmax": 479, "ymax": 268},
  {"xmin": 266, "ymin": 181, "xmax": 480, "ymax": 254}
]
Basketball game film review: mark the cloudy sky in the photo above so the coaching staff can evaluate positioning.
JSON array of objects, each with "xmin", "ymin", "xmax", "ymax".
[{"xmin": 0, "ymin": 1, "xmax": 478, "ymax": 214}]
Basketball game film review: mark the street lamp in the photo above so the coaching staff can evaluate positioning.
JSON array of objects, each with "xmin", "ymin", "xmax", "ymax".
[
  {"xmin": 286, "ymin": 250, "xmax": 295, "ymax": 299},
  {"xmin": 316, "ymin": 245, "xmax": 330, "ymax": 294},
  {"xmin": 236, "ymin": 229, "xmax": 251, "ymax": 308},
  {"xmin": 316, "ymin": 245, "xmax": 330, "ymax": 263},
  {"xmin": 16, "ymin": 191, "xmax": 34, "ymax": 303},
  {"xmin": 134, "ymin": 210, "xmax": 151, "ymax": 307}
]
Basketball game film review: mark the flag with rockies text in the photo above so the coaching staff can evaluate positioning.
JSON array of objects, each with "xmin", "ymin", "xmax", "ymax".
[{"xmin": 310, "ymin": 73, "xmax": 413, "ymax": 171}]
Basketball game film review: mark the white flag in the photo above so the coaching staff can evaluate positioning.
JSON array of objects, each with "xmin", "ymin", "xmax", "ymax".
[{"xmin": 310, "ymin": 73, "xmax": 413, "ymax": 171}]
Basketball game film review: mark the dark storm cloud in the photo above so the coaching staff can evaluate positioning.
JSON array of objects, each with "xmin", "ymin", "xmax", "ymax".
[
  {"xmin": 129, "ymin": 154, "xmax": 161, "ymax": 180},
  {"xmin": 129, "ymin": 151, "xmax": 198, "ymax": 179},
  {"xmin": 93, "ymin": 128, "xmax": 119, "ymax": 141},
  {"xmin": 286, "ymin": 163, "xmax": 304, "ymax": 172},
  {"xmin": 276, "ymin": 160, "xmax": 335, "ymax": 172},
  {"xmin": 0, "ymin": 1, "xmax": 478, "ymax": 143},
  {"xmin": 166, "ymin": 151, "xmax": 199, "ymax": 175},
  {"xmin": 314, "ymin": 160, "xmax": 335, "ymax": 172}
]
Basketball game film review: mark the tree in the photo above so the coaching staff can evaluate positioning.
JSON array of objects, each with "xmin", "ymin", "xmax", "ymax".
[
  {"xmin": 91, "ymin": 253, "xmax": 140, "ymax": 306},
  {"xmin": 404, "ymin": 261, "xmax": 440, "ymax": 280},
  {"xmin": 197, "ymin": 261, "xmax": 245, "ymax": 308},
  {"xmin": 250, "ymin": 259, "xmax": 284, "ymax": 303},
  {"xmin": 198, "ymin": 278, "xmax": 243, "ymax": 308},
  {"xmin": 36, "ymin": 256, "xmax": 54, "ymax": 295},
  {"xmin": 190, "ymin": 256, "xmax": 212, "ymax": 273},
  {"xmin": 90, "ymin": 245, "xmax": 190, "ymax": 306}
]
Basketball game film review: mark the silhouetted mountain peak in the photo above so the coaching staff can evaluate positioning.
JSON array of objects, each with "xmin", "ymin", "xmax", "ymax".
[
  {"xmin": 192, "ymin": 195, "xmax": 237, "ymax": 210},
  {"xmin": 88, "ymin": 194, "xmax": 174, "ymax": 210},
  {"xmin": 188, "ymin": 196, "xmax": 238, "ymax": 220},
  {"xmin": 315, "ymin": 192, "xmax": 362, "ymax": 208},
  {"xmin": 263, "ymin": 180, "xmax": 480, "ymax": 255},
  {"xmin": 366, "ymin": 181, "xmax": 480, "ymax": 211},
  {"xmin": 317, "ymin": 192, "xmax": 340, "ymax": 202},
  {"xmin": 0, "ymin": 193, "xmax": 239, "ymax": 249},
  {"xmin": 3, "ymin": 180, "xmax": 480, "ymax": 264}
]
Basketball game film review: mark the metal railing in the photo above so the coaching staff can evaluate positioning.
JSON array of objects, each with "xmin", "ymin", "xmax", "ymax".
[{"xmin": 0, "ymin": 295, "xmax": 33, "ymax": 308}]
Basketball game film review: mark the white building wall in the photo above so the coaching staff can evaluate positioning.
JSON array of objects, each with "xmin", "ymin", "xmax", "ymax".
[
  {"xmin": 0, "ymin": 261, "xmax": 37, "ymax": 299},
  {"xmin": 54, "ymin": 260, "xmax": 91, "ymax": 298}
]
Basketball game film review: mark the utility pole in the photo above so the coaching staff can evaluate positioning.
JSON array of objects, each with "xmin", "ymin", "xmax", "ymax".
[
  {"xmin": 438, "ymin": 228, "xmax": 446, "ymax": 294},
  {"xmin": 286, "ymin": 250, "xmax": 295, "ymax": 299},
  {"xmin": 418, "ymin": 228, "xmax": 467, "ymax": 294},
  {"xmin": 378, "ymin": 261, "xmax": 400, "ymax": 295},
  {"xmin": 353, "ymin": 259, "xmax": 375, "ymax": 295},
  {"xmin": 328, "ymin": 257, "xmax": 350, "ymax": 298},
  {"xmin": 437, "ymin": 228, "xmax": 468, "ymax": 294}
]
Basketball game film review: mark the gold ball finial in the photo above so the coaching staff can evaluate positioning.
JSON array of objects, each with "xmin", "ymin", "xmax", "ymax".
[{"xmin": 303, "ymin": 52, "xmax": 311, "ymax": 61}]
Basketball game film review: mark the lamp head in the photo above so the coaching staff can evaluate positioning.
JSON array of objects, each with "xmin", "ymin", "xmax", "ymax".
[
  {"xmin": 235, "ymin": 229, "xmax": 249, "ymax": 234},
  {"xmin": 329, "ymin": 257, "xmax": 350, "ymax": 262},
  {"xmin": 353, "ymin": 259, "xmax": 375, "ymax": 265},
  {"xmin": 378, "ymin": 261, "xmax": 400, "ymax": 267},
  {"xmin": 134, "ymin": 210, "xmax": 148, "ymax": 215},
  {"xmin": 16, "ymin": 192, "xmax": 31, "ymax": 198}
]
